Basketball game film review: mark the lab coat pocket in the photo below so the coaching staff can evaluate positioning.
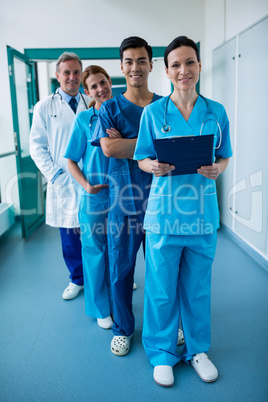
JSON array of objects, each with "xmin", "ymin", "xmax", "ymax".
[
  {"xmin": 46, "ymin": 172, "xmax": 79, "ymax": 227},
  {"xmin": 54, "ymin": 172, "xmax": 79, "ymax": 209},
  {"xmin": 53, "ymin": 171, "xmax": 70, "ymax": 186}
]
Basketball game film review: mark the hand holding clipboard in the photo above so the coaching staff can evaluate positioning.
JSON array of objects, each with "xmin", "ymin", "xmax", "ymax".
[{"xmin": 153, "ymin": 134, "xmax": 214, "ymax": 176}]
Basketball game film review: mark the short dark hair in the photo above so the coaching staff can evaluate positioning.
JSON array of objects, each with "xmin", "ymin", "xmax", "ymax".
[
  {"xmin": 119, "ymin": 36, "xmax": 153, "ymax": 62},
  {"xmin": 164, "ymin": 36, "xmax": 200, "ymax": 68}
]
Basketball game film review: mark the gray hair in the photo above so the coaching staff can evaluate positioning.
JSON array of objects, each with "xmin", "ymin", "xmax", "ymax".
[{"xmin": 56, "ymin": 52, "xmax": 82, "ymax": 72}]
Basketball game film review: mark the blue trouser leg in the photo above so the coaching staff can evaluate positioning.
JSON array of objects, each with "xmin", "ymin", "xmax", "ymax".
[
  {"xmin": 179, "ymin": 233, "xmax": 217, "ymax": 362},
  {"xmin": 142, "ymin": 232, "xmax": 217, "ymax": 367},
  {"xmin": 108, "ymin": 214, "xmax": 144, "ymax": 336},
  {"xmin": 142, "ymin": 231, "xmax": 182, "ymax": 367},
  {"xmin": 78, "ymin": 196, "xmax": 112, "ymax": 319},
  {"xmin": 59, "ymin": 227, "xmax": 83, "ymax": 286}
]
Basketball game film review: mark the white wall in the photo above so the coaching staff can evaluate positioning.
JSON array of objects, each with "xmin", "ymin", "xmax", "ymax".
[
  {"xmin": 0, "ymin": 0, "xmax": 204, "ymax": 206},
  {"xmin": 203, "ymin": 0, "xmax": 268, "ymax": 263},
  {"xmin": 203, "ymin": 0, "xmax": 268, "ymax": 97},
  {"xmin": 1, "ymin": 0, "xmax": 205, "ymax": 153}
]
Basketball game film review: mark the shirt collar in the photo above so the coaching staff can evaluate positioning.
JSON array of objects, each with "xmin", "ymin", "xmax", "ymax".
[{"xmin": 58, "ymin": 88, "xmax": 80, "ymax": 104}]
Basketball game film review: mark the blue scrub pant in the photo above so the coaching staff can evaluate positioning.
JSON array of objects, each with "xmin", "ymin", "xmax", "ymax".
[
  {"xmin": 108, "ymin": 214, "xmax": 144, "ymax": 336},
  {"xmin": 59, "ymin": 227, "xmax": 83, "ymax": 286},
  {"xmin": 78, "ymin": 195, "xmax": 112, "ymax": 319},
  {"xmin": 142, "ymin": 231, "xmax": 217, "ymax": 367}
]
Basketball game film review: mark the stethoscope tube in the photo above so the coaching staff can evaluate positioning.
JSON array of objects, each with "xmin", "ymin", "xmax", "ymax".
[
  {"xmin": 89, "ymin": 107, "xmax": 98, "ymax": 137},
  {"xmin": 49, "ymin": 90, "xmax": 88, "ymax": 117},
  {"xmin": 161, "ymin": 94, "xmax": 222, "ymax": 149}
]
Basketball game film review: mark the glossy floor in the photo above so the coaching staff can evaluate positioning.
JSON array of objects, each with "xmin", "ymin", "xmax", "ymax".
[{"xmin": 0, "ymin": 223, "xmax": 267, "ymax": 401}]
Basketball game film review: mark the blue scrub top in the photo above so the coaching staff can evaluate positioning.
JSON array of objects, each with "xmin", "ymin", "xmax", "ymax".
[
  {"xmin": 64, "ymin": 107, "xmax": 109, "ymax": 201},
  {"xmin": 133, "ymin": 95, "xmax": 233, "ymax": 235},
  {"xmin": 91, "ymin": 93, "xmax": 162, "ymax": 216}
]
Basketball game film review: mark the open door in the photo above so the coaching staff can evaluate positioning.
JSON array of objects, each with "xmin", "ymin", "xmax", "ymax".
[{"xmin": 7, "ymin": 46, "xmax": 45, "ymax": 239}]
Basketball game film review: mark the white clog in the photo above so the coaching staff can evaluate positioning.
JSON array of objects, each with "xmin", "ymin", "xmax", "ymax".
[
  {"xmin": 111, "ymin": 335, "xmax": 133, "ymax": 356},
  {"xmin": 191, "ymin": 353, "xmax": 218, "ymax": 382},
  {"xmin": 177, "ymin": 328, "xmax": 185, "ymax": 345},
  {"xmin": 62, "ymin": 283, "xmax": 84, "ymax": 300},
  {"xmin": 153, "ymin": 365, "xmax": 174, "ymax": 387},
  {"xmin": 97, "ymin": 316, "xmax": 113, "ymax": 329}
]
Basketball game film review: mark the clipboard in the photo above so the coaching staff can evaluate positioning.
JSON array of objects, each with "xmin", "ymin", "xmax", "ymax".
[{"xmin": 153, "ymin": 134, "xmax": 214, "ymax": 176}]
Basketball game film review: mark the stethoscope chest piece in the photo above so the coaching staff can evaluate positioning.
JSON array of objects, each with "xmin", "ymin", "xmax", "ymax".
[{"xmin": 161, "ymin": 124, "xmax": 171, "ymax": 133}]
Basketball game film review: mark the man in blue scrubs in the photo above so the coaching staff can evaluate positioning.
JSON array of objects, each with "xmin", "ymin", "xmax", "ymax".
[{"xmin": 92, "ymin": 37, "xmax": 161, "ymax": 356}]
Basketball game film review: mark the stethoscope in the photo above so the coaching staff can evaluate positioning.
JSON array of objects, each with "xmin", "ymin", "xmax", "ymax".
[
  {"xmin": 161, "ymin": 94, "xmax": 222, "ymax": 149},
  {"xmin": 49, "ymin": 90, "xmax": 88, "ymax": 117},
  {"xmin": 89, "ymin": 106, "xmax": 98, "ymax": 136}
]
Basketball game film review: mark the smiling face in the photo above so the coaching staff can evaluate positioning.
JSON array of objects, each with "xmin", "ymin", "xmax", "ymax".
[
  {"xmin": 55, "ymin": 59, "xmax": 82, "ymax": 96},
  {"xmin": 84, "ymin": 72, "xmax": 112, "ymax": 109},
  {"xmin": 165, "ymin": 46, "xmax": 201, "ymax": 93},
  {"xmin": 120, "ymin": 47, "xmax": 153, "ymax": 89}
]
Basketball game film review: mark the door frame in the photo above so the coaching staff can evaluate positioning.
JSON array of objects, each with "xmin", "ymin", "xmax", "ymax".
[{"xmin": 7, "ymin": 45, "xmax": 45, "ymax": 239}]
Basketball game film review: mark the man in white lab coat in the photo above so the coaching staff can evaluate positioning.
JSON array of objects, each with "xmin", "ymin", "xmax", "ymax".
[{"xmin": 30, "ymin": 52, "xmax": 90, "ymax": 300}]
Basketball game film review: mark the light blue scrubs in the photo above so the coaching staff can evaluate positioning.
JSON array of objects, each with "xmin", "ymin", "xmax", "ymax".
[
  {"xmin": 92, "ymin": 93, "xmax": 162, "ymax": 336},
  {"xmin": 134, "ymin": 95, "xmax": 232, "ymax": 366},
  {"xmin": 64, "ymin": 107, "xmax": 112, "ymax": 319}
]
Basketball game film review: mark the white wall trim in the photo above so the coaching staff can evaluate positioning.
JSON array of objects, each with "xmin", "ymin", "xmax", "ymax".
[{"xmin": 220, "ymin": 223, "xmax": 268, "ymax": 272}]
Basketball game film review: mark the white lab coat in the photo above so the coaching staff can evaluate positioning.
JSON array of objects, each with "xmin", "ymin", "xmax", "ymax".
[{"xmin": 29, "ymin": 93, "xmax": 90, "ymax": 228}]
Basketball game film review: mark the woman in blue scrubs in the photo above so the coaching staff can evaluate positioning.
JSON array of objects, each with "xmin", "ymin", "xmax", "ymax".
[
  {"xmin": 134, "ymin": 36, "xmax": 232, "ymax": 387},
  {"xmin": 65, "ymin": 65, "xmax": 121, "ymax": 329}
]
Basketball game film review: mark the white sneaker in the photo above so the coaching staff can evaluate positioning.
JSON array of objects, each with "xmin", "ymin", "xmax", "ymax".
[
  {"xmin": 97, "ymin": 316, "xmax": 113, "ymax": 329},
  {"xmin": 111, "ymin": 335, "xmax": 133, "ymax": 356},
  {"xmin": 62, "ymin": 282, "xmax": 84, "ymax": 300},
  {"xmin": 153, "ymin": 365, "xmax": 174, "ymax": 387},
  {"xmin": 133, "ymin": 282, "xmax": 137, "ymax": 290},
  {"xmin": 191, "ymin": 353, "xmax": 218, "ymax": 382},
  {"xmin": 177, "ymin": 328, "xmax": 185, "ymax": 345}
]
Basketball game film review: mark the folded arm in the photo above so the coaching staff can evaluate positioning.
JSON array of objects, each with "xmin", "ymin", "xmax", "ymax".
[{"xmin": 100, "ymin": 136, "xmax": 137, "ymax": 159}]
